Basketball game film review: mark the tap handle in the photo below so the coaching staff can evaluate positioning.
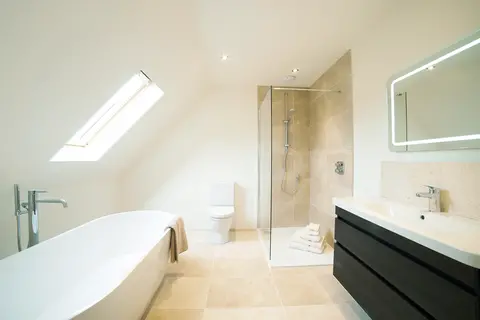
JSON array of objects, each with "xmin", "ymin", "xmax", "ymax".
[
  {"xmin": 14, "ymin": 184, "xmax": 21, "ymax": 214},
  {"xmin": 423, "ymin": 185, "xmax": 439, "ymax": 193},
  {"xmin": 28, "ymin": 189, "xmax": 47, "ymax": 195},
  {"xmin": 28, "ymin": 190, "xmax": 47, "ymax": 201}
]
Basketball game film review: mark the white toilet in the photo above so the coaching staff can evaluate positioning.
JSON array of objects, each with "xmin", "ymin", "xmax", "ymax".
[{"xmin": 209, "ymin": 183, "xmax": 235, "ymax": 244}]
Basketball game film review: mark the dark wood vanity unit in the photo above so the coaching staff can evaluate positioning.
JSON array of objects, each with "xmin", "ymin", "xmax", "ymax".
[{"xmin": 333, "ymin": 206, "xmax": 480, "ymax": 320}]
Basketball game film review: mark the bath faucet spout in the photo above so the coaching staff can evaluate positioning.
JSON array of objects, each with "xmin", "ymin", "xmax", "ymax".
[{"xmin": 36, "ymin": 198, "xmax": 68, "ymax": 208}]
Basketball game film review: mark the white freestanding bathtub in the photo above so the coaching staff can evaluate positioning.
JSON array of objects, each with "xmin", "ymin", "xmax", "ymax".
[{"xmin": 0, "ymin": 210, "xmax": 174, "ymax": 320}]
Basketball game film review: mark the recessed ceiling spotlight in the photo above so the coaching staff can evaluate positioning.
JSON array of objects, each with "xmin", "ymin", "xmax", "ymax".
[
  {"xmin": 292, "ymin": 68, "xmax": 300, "ymax": 73},
  {"xmin": 427, "ymin": 65, "xmax": 435, "ymax": 71},
  {"xmin": 221, "ymin": 54, "xmax": 229, "ymax": 61}
]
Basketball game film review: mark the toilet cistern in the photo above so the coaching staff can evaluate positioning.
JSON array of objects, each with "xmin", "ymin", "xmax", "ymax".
[{"xmin": 14, "ymin": 185, "xmax": 68, "ymax": 251}]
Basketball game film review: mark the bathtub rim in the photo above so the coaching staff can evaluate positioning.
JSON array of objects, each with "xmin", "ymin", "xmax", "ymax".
[{"xmin": 38, "ymin": 210, "xmax": 175, "ymax": 249}]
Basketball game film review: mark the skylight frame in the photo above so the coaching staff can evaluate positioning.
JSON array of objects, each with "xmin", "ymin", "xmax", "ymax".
[
  {"xmin": 67, "ymin": 71, "xmax": 152, "ymax": 147},
  {"xmin": 51, "ymin": 71, "xmax": 163, "ymax": 162}
]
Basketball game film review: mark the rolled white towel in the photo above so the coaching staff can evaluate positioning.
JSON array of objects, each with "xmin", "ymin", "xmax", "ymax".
[
  {"xmin": 307, "ymin": 229, "xmax": 321, "ymax": 236},
  {"xmin": 297, "ymin": 227, "xmax": 320, "ymax": 237},
  {"xmin": 291, "ymin": 235, "xmax": 326, "ymax": 250},
  {"xmin": 292, "ymin": 230, "xmax": 321, "ymax": 243},
  {"xmin": 289, "ymin": 241, "xmax": 325, "ymax": 255},
  {"xmin": 300, "ymin": 233, "xmax": 322, "ymax": 242},
  {"xmin": 307, "ymin": 223, "xmax": 320, "ymax": 232},
  {"xmin": 294, "ymin": 227, "xmax": 320, "ymax": 237}
]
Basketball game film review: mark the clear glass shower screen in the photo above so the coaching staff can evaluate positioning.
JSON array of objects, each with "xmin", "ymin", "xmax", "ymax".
[{"xmin": 257, "ymin": 87, "xmax": 273, "ymax": 259}]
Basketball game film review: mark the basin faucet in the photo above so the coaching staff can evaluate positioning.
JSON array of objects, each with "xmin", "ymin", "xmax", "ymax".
[
  {"xmin": 18, "ymin": 189, "xmax": 68, "ymax": 249},
  {"xmin": 416, "ymin": 185, "xmax": 441, "ymax": 212}
]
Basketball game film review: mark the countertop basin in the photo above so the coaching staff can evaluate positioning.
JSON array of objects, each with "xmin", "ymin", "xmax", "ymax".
[{"xmin": 334, "ymin": 197, "xmax": 480, "ymax": 268}]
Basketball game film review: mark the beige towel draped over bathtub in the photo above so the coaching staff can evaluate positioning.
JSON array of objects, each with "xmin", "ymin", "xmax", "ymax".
[{"xmin": 166, "ymin": 216, "xmax": 188, "ymax": 263}]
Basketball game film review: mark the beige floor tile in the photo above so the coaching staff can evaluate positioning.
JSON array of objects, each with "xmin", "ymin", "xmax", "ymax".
[
  {"xmin": 285, "ymin": 303, "xmax": 370, "ymax": 320},
  {"xmin": 273, "ymin": 269, "xmax": 332, "ymax": 306},
  {"xmin": 214, "ymin": 241, "xmax": 265, "ymax": 259},
  {"xmin": 213, "ymin": 230, "xmax": 265, "ymax": 259},
  {"xmin": 271, "ymin": 266, "xmax": 322, "ymax": 278},
  {"xmin": 167, "ymin": 244, "xmax": 214, "ymax": 277},
  {"xmin": 229, "ymin": 230, "xmax": 261, "ymax": 242},
  {"xmin": 145, "ymin": 309, "xmax": 204, "ymax": 320},
  {"xmin": 207, "ymin": 277, "xmax": 281, "ymax": 308},
  {"xmin": 203, "ymin": 307, "xmax": 287, "ymax": 320},
  {"xmin": 167, "ymin": 256, "xmax": 213, "ymax": 277},
  {"xmin": 212, "ymin": 258, "xmax": 270, "ymax": 278},
  {"xmin": 187, "ymin": 230, "xmax": 214, "ymax": 244},
  {"xmin": 154, "ymin": 276, "xmax": 210, "ymax": 309},
  {"xmin": 318, "ymin": 274, "xmax": 353, "ymax": 303},
  {"xmin": 187, "ymin": 243, "xmax": 216, "ymax": 258},
  {"xmin": 309, "ymin": 265, "xmax": 334, "ymax": 276}
]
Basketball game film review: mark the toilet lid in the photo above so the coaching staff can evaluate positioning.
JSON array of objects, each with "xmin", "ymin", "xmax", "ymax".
[{"xmin": 209, "ymin": 206, "xmax": 234, "ymax": 219}]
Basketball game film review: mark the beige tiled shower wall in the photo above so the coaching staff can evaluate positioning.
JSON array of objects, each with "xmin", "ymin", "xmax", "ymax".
[
  {"xmin": 309, "ymin": 51, "xmax": 354, "ymax": 244},
  {"xmin": 381, "ymin": 162, "xmax": 480, "ymax": 220},
  {"xmin": 271, "ymin": 90, "xmax": 311, "ymax": 227}
]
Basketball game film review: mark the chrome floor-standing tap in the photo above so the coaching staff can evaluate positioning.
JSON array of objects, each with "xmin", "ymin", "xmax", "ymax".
[{"xmin": 14, "ymin": 185, "xmax": 68, "ymax": 251}]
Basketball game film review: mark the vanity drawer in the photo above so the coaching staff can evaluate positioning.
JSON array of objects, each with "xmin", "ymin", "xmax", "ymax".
[
  {"xmin": 334, "ymin": 244, "xmax": 428, "ymax": 320},
  {"xmin": 336, "ymin": 206, "xmax": 479, "ymax": 291},
  {"xmin": 335, "ymin": 218, "xmax": 479, "ymax": 320}
]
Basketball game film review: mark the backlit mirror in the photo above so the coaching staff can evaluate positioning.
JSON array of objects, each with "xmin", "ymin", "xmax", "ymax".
[{"xmin": 388, "ymin": 30, "xmax": 480, "ymax": 152}]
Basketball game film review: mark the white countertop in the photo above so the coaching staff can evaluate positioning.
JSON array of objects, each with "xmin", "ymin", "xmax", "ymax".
[{"xmin": 333, "ymin": 197, "xmax": 480, "ymax": 269}]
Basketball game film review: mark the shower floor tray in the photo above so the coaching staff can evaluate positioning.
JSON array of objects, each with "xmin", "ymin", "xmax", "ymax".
[{"xmin": 259, "ymin": 227, "xmax": 334, "ymax": 267}]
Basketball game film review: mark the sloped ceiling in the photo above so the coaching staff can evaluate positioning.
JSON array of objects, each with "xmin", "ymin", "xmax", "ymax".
[
  {"xmin": 195, "ymin": 0, "xmax": 394, "ymax": 87},
  {"xmin": 0, "ymin": 0, "xmax": 395, "ymax": 184}
]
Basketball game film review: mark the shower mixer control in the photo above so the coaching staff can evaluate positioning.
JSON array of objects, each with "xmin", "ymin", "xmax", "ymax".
[{"xmin": 335, "ymin": 161, "xmax": 345, "ymax": 175}]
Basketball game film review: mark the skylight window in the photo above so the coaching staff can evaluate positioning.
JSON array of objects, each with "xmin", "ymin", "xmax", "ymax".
[{"xmin": 51, "ymin": 71, "xmax": 163, "ymax": 162}]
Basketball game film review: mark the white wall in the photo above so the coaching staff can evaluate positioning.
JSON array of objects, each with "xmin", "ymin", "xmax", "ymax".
[
  {"xmin": 120, "ymin": 87, "xmax": 258, "ymax": 230},
  {"xmin": 0, "ymin": 2, "xmax": 206, "ymax": 258},
  {"xmin": 352, "ymin": 0, "xmax": 480, "ymax": 197}
]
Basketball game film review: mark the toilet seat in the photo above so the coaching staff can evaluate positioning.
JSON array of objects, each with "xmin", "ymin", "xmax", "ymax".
[{"xmin": 209, "ymin": 206, "xmax": 234, "ymax": 219}]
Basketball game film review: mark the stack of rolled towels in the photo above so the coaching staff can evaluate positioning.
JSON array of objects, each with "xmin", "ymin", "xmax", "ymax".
[{"xmin": 289, "ymin": 223, "xmax": 326, "ymax": 254}]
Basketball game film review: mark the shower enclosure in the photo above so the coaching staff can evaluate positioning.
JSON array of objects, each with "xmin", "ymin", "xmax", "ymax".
[
  {"xmin": 258, "ymin": 86, "xmax": 319, "ymax": 266},
  {"xmin": 257, "ymin": 80, "xmax": 351, "ymax": 267},
  {"xmin": 258, "ymin": 87, "xmax": 311, "ymax": 228}
]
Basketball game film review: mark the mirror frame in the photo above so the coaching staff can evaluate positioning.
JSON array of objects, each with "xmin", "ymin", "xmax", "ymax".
[{"xmin": 387, "ymin": 29, "xmax": 480, "ymax": 152}]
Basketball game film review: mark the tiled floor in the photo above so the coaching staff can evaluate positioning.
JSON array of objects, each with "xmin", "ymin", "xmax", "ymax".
[{"xmin": 145, "ymin": 231, "xmax": 370, "ymax": 320}]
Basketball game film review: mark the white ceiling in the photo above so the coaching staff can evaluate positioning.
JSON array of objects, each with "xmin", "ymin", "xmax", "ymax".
[
  {"xmin": 195, "ymin": 0, "xmax": 395, "ymax": 87},
  {"xmin": 0, "ymin": 0, "xmax": 396, "ymax": 183}
]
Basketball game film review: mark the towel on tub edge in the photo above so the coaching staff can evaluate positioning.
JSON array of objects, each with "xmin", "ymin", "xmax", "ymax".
[{"xmin": 166, "ymin": 216, "xmax": 189, "ymax": 263}]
